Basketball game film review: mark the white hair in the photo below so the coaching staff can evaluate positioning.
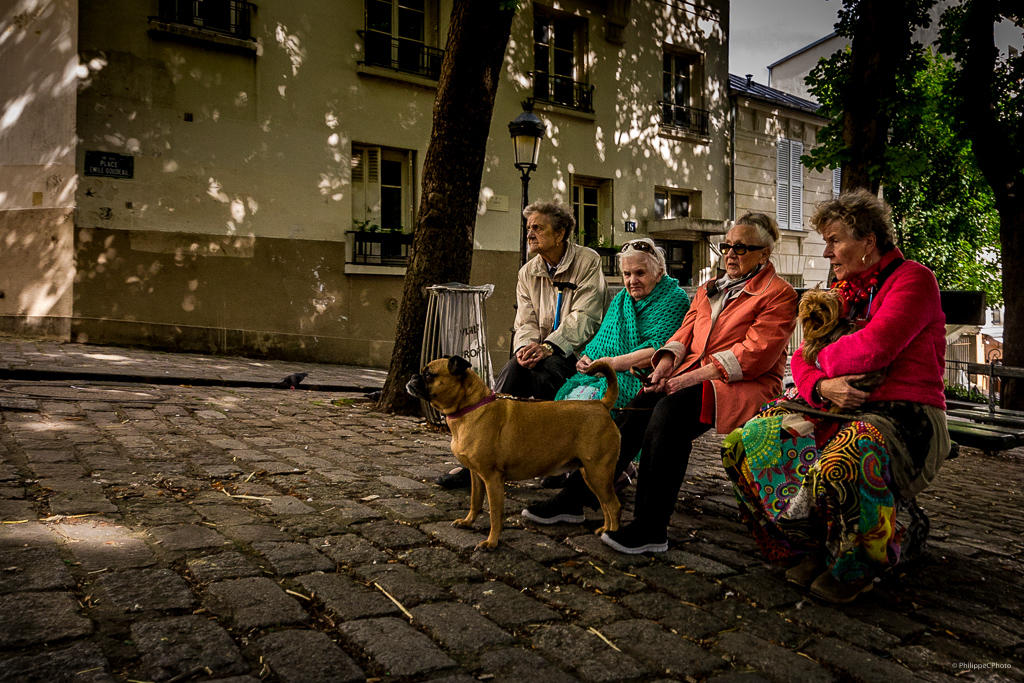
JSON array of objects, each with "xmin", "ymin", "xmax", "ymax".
[{"xmin": 616, "ymin": 238, "xmax": 666, "ymax": 276}]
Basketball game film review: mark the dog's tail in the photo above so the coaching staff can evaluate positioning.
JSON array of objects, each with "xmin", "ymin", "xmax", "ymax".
[{"xmin": 585, "ymin": 361, "xmax": 619, "ymax": 411}]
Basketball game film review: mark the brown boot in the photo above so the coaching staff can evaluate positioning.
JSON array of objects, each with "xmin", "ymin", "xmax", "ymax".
[
  {"xmin": 785, "ymin": 554, "xmax": 828, "ymax": 588},
  {"xmin": 809, "ymin": 571, "xmax": 875, "ymax": 604}
]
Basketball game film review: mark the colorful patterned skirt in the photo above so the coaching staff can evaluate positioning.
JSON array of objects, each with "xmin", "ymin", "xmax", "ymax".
[{"xmin": 722, "ymin": 397, "xmax": 902, "ymax": 581}]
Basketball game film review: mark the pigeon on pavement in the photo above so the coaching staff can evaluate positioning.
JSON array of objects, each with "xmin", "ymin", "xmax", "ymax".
[{"xmin": 274, "ymin": 372, "xmax": 308, "ymax": 389}]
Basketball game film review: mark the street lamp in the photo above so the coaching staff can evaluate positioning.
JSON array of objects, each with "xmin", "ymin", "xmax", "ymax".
[{"xmin": 508, "ymin": 102, "xmax": 545, "ymax": 266}]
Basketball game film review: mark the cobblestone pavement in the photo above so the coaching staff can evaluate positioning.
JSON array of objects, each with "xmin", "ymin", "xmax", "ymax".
[{"xmin": 0, "ymin": 339, "xmax": 1022, "ymax": 682}]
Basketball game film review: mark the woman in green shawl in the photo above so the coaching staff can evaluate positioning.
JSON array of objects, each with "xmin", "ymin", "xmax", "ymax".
[{"xmin": 555, "ymin": 238, "xmax": 690, "ymax": 411}]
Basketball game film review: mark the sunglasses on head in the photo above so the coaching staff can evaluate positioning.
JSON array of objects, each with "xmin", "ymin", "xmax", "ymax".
[
  {"xmin": 620, "ymin": 240, "xmax": 655, "ymax": 254},
  {"xmin": 719, "ymin": 242, "xmax": 766, "ymax": 256}
]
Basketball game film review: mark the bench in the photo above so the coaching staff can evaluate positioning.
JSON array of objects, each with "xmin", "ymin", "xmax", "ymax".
[{"xmin": 945, "ymin": 364, "xmax": 1024, "ymax": 452}]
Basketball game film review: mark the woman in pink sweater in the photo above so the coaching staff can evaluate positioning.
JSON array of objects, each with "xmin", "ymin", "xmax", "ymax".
[{"xmin": 723, "ymin": 189, "xmax": 951, "ymax": 604}]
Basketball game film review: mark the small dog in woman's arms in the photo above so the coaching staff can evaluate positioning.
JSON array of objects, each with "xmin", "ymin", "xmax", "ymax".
[{"xmin": 799, "ymin": 287, "xmax": 886, "ymax": 410}]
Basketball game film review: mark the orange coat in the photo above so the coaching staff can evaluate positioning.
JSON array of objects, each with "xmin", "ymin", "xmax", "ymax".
[{"xmin": 652, "ymin": 263, "xmax": 797, "ymax": 433}]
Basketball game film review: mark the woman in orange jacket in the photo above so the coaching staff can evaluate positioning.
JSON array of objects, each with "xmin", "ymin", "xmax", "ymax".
[{"xmin": 523, "ymin": 213, "xmax": 798, "ymax": 554}]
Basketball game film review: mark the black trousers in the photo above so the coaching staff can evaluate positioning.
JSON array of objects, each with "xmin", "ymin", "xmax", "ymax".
[
  {"xmin": 496, "ymin": 353, "xmax": 577, "ymax": 400},
  {"xmin": 560, "ymin": 385, "xmax": 711, "ymax": 529}
]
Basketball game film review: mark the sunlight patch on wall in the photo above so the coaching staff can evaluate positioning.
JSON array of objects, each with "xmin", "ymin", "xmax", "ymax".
[{"xmin": 275, "ymin": 24, "xmax": 305, "ymax": 76}]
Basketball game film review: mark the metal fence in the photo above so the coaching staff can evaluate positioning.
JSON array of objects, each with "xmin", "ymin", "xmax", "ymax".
[
  {"xmin": 157, "ymin": 0, "xmax": 253, "ymax": 39},
  {"xmin": 531, "ymin": 72, "xmax": 594, "ymax": 112},
  {"xmin": 363, "ymin": 33, "xmax": 444, "ymax": 80}
]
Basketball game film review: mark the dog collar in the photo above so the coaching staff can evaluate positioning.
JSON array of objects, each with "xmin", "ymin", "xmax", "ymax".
[{"xmin": 446, "ymin": 393, "xmax": 497, "ymax": 420}]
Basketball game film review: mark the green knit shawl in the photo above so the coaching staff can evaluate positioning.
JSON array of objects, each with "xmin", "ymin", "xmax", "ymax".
[{"xmin": 555, "ymin": 274, "xmax": 691, "ymax": 409}]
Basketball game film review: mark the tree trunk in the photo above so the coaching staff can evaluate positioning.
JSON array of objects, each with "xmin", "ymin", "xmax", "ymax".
[
  {"xmin": 954, "ymin": 0, "xmax": 1024, "ymax": 409},
  {"xmin": 841, "ymin": 0, "xmax": 916, "ymax": 193},
  {"xmin": 375, "ymin": 0, "xmax": 515, "ymax": 415}
]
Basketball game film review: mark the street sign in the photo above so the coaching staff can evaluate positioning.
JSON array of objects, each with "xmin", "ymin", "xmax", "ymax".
[
  {"xmin": 624, "ymin": 220, "xmax": 636, "ymax": 233},
  {"xmin": 84, "ymin": 151, "xmax": 134, "ymax": 179}
]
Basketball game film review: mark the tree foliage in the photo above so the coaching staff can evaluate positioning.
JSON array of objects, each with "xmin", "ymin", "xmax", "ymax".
[
  {"xmin": 803, "ymin": 2, "xmax": 1002, "ymax": 307},
  {"xmin": 803, "ymin": 0, "xmax": 938, "ymax": 193},
  {"xmin": 937, "ymin": 0, "xmax": 1024, "ymax": 407}
]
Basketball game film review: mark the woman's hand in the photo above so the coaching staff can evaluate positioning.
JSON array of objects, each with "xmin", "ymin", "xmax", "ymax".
[
  {"xmin": 576, "ymin": 355, "xmax": 592, "ymax": 373},
  {"xmin": 664, "ymin": 363, "xmax": 722, "ymax": 395},
  {"xmin": 645, "ymin": 355, "xmax": 676, "ymax": 393},
  {"xmin": 818, "ymin": 375, "xmax": 871, "ymax": 410}
]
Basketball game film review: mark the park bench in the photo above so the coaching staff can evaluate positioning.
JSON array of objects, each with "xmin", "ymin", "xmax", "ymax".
[{"xmin": 944, "ymin": 363, "xmax": 1024, "ymax": 452}]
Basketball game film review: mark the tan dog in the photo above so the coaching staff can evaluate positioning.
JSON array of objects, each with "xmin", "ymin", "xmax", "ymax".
[
  {"xmin": 799, "ymin": 287, "xmax": 885, "ymax": 409},
  {"xmin": 407, "ymin": 356, "xmax": 621, "ymax": 550}
]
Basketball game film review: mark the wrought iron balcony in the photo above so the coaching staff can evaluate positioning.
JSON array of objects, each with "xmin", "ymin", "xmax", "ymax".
[
  {"xmin": 659, "ymin": 101, "xmax": 710, "ymax": 136},
  {"xmin": 362, "ymin": 32, "xmax": 444, "ymax": 80},
  {"xmin": 157, "ymin": 0, "xmax": 253, "ymax": 40},
  {"xmin": 531, "ymin": 71, "xmax": 594, "ymax": 113},
  {"xmin": 347, "ymin": 231, "xmax": 414, "ymax": 267}
]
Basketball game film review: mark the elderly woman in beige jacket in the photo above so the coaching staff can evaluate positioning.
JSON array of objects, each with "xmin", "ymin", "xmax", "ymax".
[{"xmin": 436, "ymin": 199, "xmax": 610, "ymax": 488}]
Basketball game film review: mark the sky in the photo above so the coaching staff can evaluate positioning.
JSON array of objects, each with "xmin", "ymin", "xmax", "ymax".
[{"xmin": 729, "ymin": 0, "xmax": 843, "ymax": 85}]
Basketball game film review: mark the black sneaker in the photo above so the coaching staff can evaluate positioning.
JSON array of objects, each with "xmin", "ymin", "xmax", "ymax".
[
  {"xmin": 600, "ymin": 520, "xmax": 668, "ymax": 554},
  {"xmin": 521, "ymin": 494, "xmax": 585, "ymax": 525},
  {"xmin": 436, "ymin": 467, "xmax": 471, "ymax": 489}
]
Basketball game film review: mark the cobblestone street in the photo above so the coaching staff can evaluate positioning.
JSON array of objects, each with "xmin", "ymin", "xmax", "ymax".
[{"xmin": 1, "ymin": 339, "xmax": 1022, "ymax": 682}]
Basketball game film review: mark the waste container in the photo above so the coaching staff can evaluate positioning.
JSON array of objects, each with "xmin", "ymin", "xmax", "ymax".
[{"xmin": 419, "ymin": 283, "xmax": 495, "ymax": 424}]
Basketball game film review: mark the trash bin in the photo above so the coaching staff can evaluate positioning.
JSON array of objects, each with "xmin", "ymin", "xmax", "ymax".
[{"xmin": 419, "ymin": 283, "xmax": 496, "ymax": 424}]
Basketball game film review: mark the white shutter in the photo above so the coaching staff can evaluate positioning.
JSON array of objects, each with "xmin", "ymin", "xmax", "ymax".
[
  {"xmin": 832, "ymin": 167, "xmax": 842, "ymax": 196},
  {"xmin": 789, "ymin": 140, "xmax": 804, "ymax": 230},
  {"xmin": 776, "ymin": 138, "xmax": 790, "ymax": 230}
]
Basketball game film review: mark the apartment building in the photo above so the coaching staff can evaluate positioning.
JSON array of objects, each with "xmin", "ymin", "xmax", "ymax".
[{"xmin": 1, "ymin": 0, "xmax": 731, "ymax": 366}]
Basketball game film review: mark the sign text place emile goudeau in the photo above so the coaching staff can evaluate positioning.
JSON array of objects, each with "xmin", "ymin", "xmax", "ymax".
[{"xmin": 85, "ymin": 151, "xmax": 134, "ymax": 179}]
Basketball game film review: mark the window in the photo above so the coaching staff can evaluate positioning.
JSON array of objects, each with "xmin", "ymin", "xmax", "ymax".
[
  {"xmin": 351, "ymin": 145, "xmax": 414, "ymax": 232},
  {"xmin": 157, "ymin": 0, "xmax": 253, "ymax": 39},
  {"xmin": 654, "ymin": 188, "xmax": 690, "ymax": 220},
  {"xmin": 364, "ymin": 0, "xmax": 443, "ymax": 79},
  {"xmin": 532, "ymin": 9, "xmax": 592, "ymax": 112},
  {"xmin": 653, "ymin": 240, "xmax": 694, "ymax": 286},
  {"xmin": 780, "ymin": 273, "xmax": 805, "ymax": 288},
  {"xmin": 776, "ymin": 137, "xmax": 804, "ymax": 230},
  {"xmin": 571, "ymin": 177, "xmax": 611, "ymax": 248},
  {"xmin": 832, "ymin": 167, "xmax": 842, "ymax": 197},
  {"xmin": 660, "ymin": 51, "xmax": 708, "ymax": 135}
]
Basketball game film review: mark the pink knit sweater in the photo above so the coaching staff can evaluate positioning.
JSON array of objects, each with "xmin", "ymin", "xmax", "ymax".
[{"xmin": 792, "ymin": 251, "xmax": 947, "ymax": 410}]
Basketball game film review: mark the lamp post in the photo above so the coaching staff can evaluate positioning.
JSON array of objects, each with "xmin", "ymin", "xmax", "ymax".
[{"xmin": 508, "ymin": 102, "xmax": 545, "ymax": 267}]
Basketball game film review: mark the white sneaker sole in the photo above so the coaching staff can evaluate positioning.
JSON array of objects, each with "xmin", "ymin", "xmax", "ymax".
[
  {"xmin": 521, "ymin": 508, "xmax": 585, "ymax": 525},
  {"xmin": 600, "ymin": 532, "xmax": 668, "ymax": 554}
]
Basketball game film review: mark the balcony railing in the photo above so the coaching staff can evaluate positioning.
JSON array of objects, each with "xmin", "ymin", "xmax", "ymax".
[
  {"xmin": 157, "ymin": 0, "xmax": 253, "ymax": 40},
  {"xmin": 363, "ymin": 32, "xmax": 444, "ymax": 80},
  {"xmin": 531, "ymin": 71, "xmax": 594, "ymax": 112},
  {"xmin": 659, "ymin": 101, "xmax": 710, "ymax": 136},
  {"xmin": 347, "ymin": 231, "xmax": 414, "ymax": 267}
]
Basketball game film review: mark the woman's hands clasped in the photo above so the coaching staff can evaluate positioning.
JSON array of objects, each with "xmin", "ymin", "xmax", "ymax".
[{"xmin": 818, "ymin": 375, "xmax": 871, "ymax": 410}]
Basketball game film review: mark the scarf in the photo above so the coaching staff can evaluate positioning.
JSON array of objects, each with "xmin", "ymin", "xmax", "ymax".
[
  {"xmin": 832, "ymin": 248, "xmax": 905, "ymax": 320},
  {"xmin": 554, "ymin": 275, "xmax": 691, "ymax": 409}
]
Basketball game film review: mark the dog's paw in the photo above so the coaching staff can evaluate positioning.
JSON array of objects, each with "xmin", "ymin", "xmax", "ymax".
[
  {"xmin": 475, "ymin": 539, "xmax": 498, "ymax": 551},
  {"xmin": 451, "ymin": 518, "xmax": 473, "ymax": 529}
]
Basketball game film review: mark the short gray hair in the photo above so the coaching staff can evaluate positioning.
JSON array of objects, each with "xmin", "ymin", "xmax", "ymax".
[
  {"xmin": 616, "ymin": 238, "xmax": 666, "ymax": 276},
  {"xmin": 734, "ymin": 212, "xmax": 780, "ymax": 251},
  {"xmin": 523, "ymin": 200, "xmax": 576, "ymax": 242}
]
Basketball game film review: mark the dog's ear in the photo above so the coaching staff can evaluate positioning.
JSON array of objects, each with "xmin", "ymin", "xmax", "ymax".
[{"xmin": 448, "ymin": 355, "xmax": 472, "ymax": 377}]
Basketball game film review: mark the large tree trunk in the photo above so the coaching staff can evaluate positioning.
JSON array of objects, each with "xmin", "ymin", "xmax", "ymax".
[
  {"xmin": 841, "ymin": 0, "xmax": 917, "ymax": 193},
  {"xmin": 376, "ymin": 0, "xmax": 515, "ymax": 414},
  {"xmin": 955, "ymin": 0, "xmax": 1024, "ymax": 408}
]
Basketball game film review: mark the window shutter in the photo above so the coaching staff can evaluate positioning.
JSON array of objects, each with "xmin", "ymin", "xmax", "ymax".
[
  {"xmin": 351, "ymin": 146, "xmax": 382, "ymax": 226},
  {"xmin": 789, "ymin": 140, "xmax": 804, "ymax": 230},
  {"xmin": 776, "ymin": 138, "xmax": 790, "ymax": 230},
  {"xmin": 832, "ymin": 167, "xmax": 842, "ymax": 196}
]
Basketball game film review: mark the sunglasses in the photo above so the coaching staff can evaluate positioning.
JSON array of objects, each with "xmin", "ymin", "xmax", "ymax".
[
  {"xmin": 620, "ymin": 241, "xmax": 655, "ymax": 254},
  {"xmin": 719, "ymin": 242, "xmax": 766, "ymax": 256}
]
